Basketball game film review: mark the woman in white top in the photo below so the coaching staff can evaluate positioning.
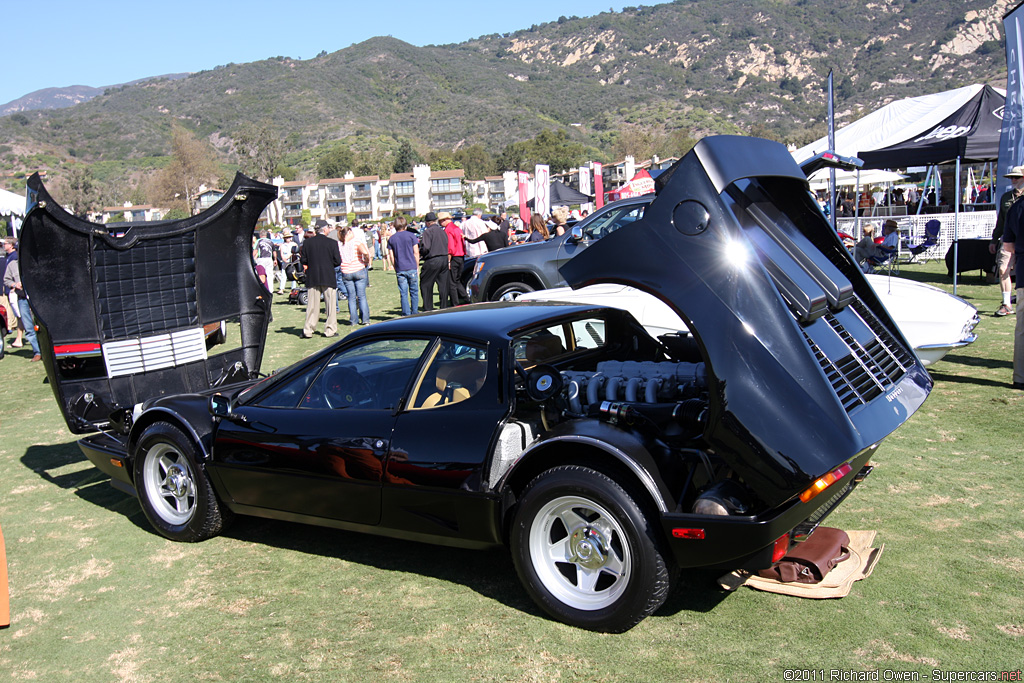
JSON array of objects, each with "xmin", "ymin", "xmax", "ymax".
[{"xmin": 338, "ymin": 226, "xmax": 371, "ymax": 325}]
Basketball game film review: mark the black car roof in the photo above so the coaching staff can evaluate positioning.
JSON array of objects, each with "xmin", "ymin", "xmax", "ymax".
[{"xmin": 344, "ymin": 301, "xmax": 613, "ymax": 342}]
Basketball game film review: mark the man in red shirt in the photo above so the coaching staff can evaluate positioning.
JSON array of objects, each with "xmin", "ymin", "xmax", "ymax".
[{"xmin": 440, "ymin": 211, "xmax": 469, "ymax": 306}]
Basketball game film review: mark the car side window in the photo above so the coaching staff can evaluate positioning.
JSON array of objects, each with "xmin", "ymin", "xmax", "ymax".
[
  {"xmin": 257, "ymin": 338, "xmax": 431, "ymax": 410},
  {"xmin": 582, "ymin": 204, "xmax": 646, "ymax": 241},
  {"xmin": 513, "ymin": 316, "xmax": 607, "ymax": 366},
  {"xmin": 409, "ymin": 340, "xmax": 488, "ymax": 410}
]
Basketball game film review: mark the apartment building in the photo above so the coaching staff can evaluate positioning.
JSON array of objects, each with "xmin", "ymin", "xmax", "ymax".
[
  {"xmin": 263, "ymin": 155, "xmax": 672, "ymax": 225},
  {"xmin": 99, "ymin": 203, "xmax": 164, "ymax": 223}
]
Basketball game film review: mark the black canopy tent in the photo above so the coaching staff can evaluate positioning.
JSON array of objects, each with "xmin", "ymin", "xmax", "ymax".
[
  {"xmin": 858, "ymin": 85, "xmax": 1004, "ymax": 293},
  {"xmin": 858, "ymin": 85, "xmax": 1004, "ymax": 169},
  {"xmin": 526, "ymin": 180, "xmax": 592, "ymax": 208}
]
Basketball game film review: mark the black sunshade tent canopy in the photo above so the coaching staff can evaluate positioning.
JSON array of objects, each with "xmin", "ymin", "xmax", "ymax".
[
  {"xmin": 857, "ymin": 85, "xmax": 1004, "ymax": 168},
  {"xmin": 526, "ymin": 180, "xmax": 592, "ymax": 208}
]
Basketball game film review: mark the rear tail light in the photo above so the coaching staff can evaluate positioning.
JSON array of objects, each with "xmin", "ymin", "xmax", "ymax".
[
  {"xmin": 671, "ymin": 528, "xmax": 706, "ymax": 540},
  {"xmin": 771, "ymin": 534, "xmax": 790, "ymax": 563},
  {"xmin": 799, "ymin": 463, "xmax": 853, "ymax": 503}
]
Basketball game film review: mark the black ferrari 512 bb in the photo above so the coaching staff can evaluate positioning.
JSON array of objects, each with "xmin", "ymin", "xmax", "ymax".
[{"xmin": 19, "ymin": 136, "xmax": 931, "ymax": 632}]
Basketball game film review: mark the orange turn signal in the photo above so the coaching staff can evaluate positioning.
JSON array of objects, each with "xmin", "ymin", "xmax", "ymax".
[{"xmin": 799, "ymin": 463, "xmax": 853, "ymax": 503}]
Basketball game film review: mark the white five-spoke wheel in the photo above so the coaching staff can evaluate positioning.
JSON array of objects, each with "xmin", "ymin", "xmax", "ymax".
[
  {"xmin": 133, "ymin": 422, "xmax": 231, "ymax": 542},
  {"xmin": 141, "ymin": 442, "xmax": 198, "ymax": 526},
  {"xmin": 511, "ymin": 465, "xmax": 672, "ymax": 632},
  {"xmin": 528, "ymin": 495, "xmax": 632, "ymax": 611}
]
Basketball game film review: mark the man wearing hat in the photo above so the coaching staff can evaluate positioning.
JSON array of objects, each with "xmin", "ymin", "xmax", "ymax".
[
  {"xmin": 991, "ymin": 166, "xmax": 1024, "ymax": 316},
  {"xmin": 278, "ymin": 229, "xmax": 298, "ymax": 294},
  {"xmin": 418, "ymin": 212, "xmax": 449, "ymax": 311},
  {"xmin": 1002, "ymin": 192, "xmax": 1024, "ymax": 389}
]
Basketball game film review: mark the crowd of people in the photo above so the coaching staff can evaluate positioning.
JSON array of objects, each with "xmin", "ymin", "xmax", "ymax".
[{"xmin": 265, "ymin": 207, "xmax": 583, "ymax": 338}]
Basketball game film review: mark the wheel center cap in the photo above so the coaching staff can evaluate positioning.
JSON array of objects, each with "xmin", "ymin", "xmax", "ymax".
[
  {"xmin": 570, "ymin": 527, "xmax": 607, "ymax": 569},
  {"xmin": 167, "ymin": 465, "xmax": 190, "ymax": 498}
]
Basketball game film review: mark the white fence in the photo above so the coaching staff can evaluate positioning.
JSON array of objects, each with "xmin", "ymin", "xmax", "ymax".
[{"xmin": 836, "ymin": 210, "xmax": 995, "ymax": 261}]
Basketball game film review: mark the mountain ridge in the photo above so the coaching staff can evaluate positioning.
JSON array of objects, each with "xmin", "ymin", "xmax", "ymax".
[{"xmin": 0, "ymin": 0, "xmax": 1012, "ymax": 190}]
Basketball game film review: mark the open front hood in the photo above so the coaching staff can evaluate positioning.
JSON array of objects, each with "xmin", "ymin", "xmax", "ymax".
[
  {"xmin": 20, "ymin": 172, "xmax": 277, "ymax": 434},
  {"xmin": 561, "ymin": 136, "xmax": 932, "ymax": 505}
]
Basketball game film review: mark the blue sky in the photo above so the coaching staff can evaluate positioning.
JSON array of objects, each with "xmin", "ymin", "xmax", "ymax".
[{"xmin": 2, "ymin": 0, "xmax": 634, "ymax": 106}]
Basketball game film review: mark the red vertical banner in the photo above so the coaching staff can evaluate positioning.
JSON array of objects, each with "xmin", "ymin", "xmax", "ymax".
[
  {"xmin": 593, "ymin": 162, "xmax": 604, "ymax": 209},
  {"xmin": 517, "ymin": 171, "xmax": 530, "ymax": 229}
]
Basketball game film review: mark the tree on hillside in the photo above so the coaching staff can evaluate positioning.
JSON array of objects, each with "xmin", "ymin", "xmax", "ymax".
[
  {"xmin": 393, "ymin": 139, "xmax": 423, "ymax": 174},
  {"xmin": 150, "ymin": 126, "xmax": 219, "ymax": 216},
  {"xmin": 233, "ymin": 120, "xmax": 285, "ymax": 181},
  {"xmin": 317, "ymin": 145, "xmax": 354, "ymax": 180},
  {"xmin": 611, "ymin": 125, "xmax": 656, "ymax": 162},
  {"xmin": 56, "ymin": 164, "xmax": 99, "ymax": 216},
  {"xmin": 455, "ymin": 144, "xmax": 495, "ymax": 179},
  {"xmin": 497, "ymin": 130, "xmax": 589, "ymax": 173}
]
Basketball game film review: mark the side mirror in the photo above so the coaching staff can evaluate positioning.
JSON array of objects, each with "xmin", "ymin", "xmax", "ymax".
[
  {"xmin": 209, "ymin": 394, "xmax": 232, "ymax": 419},
  {"xmin": 568, "ymin": 226, "xmax": 583, "ymax": 243}
]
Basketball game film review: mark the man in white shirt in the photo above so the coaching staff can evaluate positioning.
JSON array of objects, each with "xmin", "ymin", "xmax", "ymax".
[{"xmin": 461, "ymin": 209, "xmax": 491, "ymax": 258}]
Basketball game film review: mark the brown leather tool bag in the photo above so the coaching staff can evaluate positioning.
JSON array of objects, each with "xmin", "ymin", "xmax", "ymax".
[{"xmin": 757, "ymin": 527, "xmax": 851, "ymax": 584}]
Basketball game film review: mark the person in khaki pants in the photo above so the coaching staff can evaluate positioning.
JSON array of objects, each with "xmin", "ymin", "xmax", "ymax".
[
  {"xmin": 300, "ymin": 224, "xmax": 341, "ymax": 338},
  {"xmin": 1002, "ymin": 195, "xmax": 1024, "ymax": 389}
]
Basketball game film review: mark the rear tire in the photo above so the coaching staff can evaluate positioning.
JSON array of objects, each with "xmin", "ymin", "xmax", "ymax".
[
  {"xmin": 510, "ymin": 465, "xmax": 671, "ymax": 632},
  {"xmin": 297, "ymin": 290, "xmax": 309, "ymax": 306},
  {"xmin": 133, "ymin": 421, "xmax": 231, "ymax": 542}
]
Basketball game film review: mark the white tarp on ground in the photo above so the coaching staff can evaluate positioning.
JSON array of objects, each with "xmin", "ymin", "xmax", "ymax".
[
  {"xmin": 806, "ymin": 168, "xmax": 905, "ymax": 189},
  {"xmin": 0, "ymin": 188, "xmax": 26, "ymax": 216},
  {"xmin": 792, "ymin": 84, "xmax": 994, "ymax": 165}
]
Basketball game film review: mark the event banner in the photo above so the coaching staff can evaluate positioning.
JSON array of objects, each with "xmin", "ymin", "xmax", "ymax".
[
  {"xmin": 578, "ymin": 165, "xmax": 592, "ymax": 197},
  {"xmin": 534, "ymin": 164, "xmax": 550, "ymax": 217},
  {"xmin": 517, "ymin": 171, "xmax": 530, "ymax": 225},
  {"xmin": 593, "ymin": 162, "xmax": 604, "ymax": 209},
  {"xmin": 998, "ymin": 1, "xmax": 1024, "ymax": 198}
]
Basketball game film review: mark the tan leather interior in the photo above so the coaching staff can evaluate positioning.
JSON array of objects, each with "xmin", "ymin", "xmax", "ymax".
[{"xmin": 418, "ymin": 359, "xmax": 486, "ymax": 408}]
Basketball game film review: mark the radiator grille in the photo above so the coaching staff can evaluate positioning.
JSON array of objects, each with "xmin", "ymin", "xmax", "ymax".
[{"xmin": 102, "ymin": 327, "xmax": 208, "ymax": 378}]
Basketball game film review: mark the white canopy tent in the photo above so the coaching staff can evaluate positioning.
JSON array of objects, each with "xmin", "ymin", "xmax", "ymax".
[
  {"xmin": 792, "ymin": 84, "xmax": 999, "ymax": 164},
  {"xmin": 795, "ymin": 84, "xmax": 1006, "ymax": 293},
  {"xmin": 0, "ymin": 188, "xmax": 26, "ymax": 217},
  {"xmin": 806, "ymin": 168, "xmax": 905, "ymax": 190}
]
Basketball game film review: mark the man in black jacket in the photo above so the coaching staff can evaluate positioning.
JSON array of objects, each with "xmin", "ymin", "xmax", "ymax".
[
  {"xmin": 300, "ymin": 224, "xmax": 342, "ymax": 338},
  {"xmin": 418, "ymin": 212, "xmax": 449, "ymax": 311}
]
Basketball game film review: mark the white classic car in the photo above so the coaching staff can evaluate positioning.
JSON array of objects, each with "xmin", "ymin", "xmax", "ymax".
[{"xmin": 522, "ymin": 273, "xmax": 978, "ymax": 367}]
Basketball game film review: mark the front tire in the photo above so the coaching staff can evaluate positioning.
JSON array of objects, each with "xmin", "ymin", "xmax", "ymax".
[
  {"xmin": 510, "ymin": 465, "xmax": 671, "ymax": 632},
  {"xmin": 492, "ymin": 281, "xmax": 535, "ymax": 302},
  {"xmin": 133, "ymin": 422, "xmax": 230, "ymax": 542}
]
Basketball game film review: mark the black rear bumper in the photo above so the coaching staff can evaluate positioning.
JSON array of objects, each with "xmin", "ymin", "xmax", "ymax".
[
  {"xmin": 79, "ymin": 432, "xmax": 136, "ymax": 497},
  {"xmin": 661, "ymin": 448, "xmax": 876, "ymax": 570}
]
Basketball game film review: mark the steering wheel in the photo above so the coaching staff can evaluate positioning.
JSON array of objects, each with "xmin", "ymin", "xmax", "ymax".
[{"xmin": 322, "ymin": 366, "xmax": 373, "ymax": 409}]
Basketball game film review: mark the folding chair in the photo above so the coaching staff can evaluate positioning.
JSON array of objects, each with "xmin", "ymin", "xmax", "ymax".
[{"xmin": 903, "ymin": 219, "xmax": 941, "ymax": 264}]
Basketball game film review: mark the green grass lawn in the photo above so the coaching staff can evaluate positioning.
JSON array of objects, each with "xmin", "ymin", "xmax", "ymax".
[{"xmin": 1, "ymin": 260, "xmax": 1022, "ymax": 681}]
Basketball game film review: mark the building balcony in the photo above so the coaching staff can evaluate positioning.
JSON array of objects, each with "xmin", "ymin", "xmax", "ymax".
[
  {"xmin": 283, "ymin": 209, "xmax": 303, "ymax": 218},
  {"xmin": 350, "ymin": 189, "xmax": 372, "ymax": 199},
  {"xmin": 431, "ymin": 184, "xmax": 462, "ymax": 194},
  {"xmin": 394, "ymin": 199, "xmax": 415, "ymax": 211},
  {"xmin": 393, "ymin": 187, "xmax": 415, "ymax": 197},
  {"xmin": 352, "ymin": 202, "xmax": 372, "ymax": 212},
  {"xmin": 325, "ymin": 190, "xmax": 345, "ymax": 200},
  {"xmin": 282, "ymin": 191, "xmax": 303, "ymax": 201},
  {"xmin": 433, "ymin": 198, "xmax": 464, "ymax": 210}
]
